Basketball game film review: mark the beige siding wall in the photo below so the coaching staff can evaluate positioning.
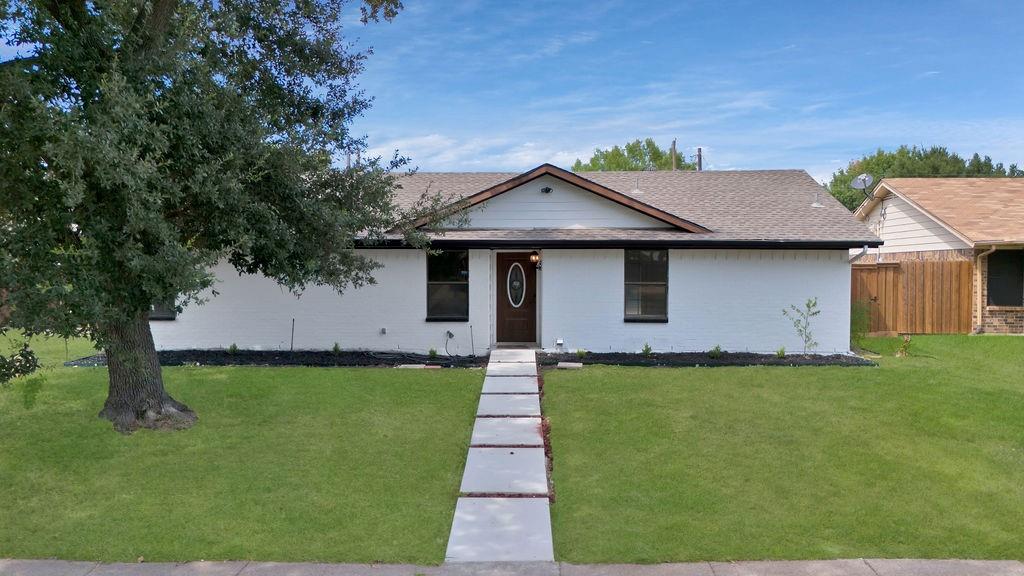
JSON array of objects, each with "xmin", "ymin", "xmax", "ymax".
[{"xmin": 863, "ymin": 194, "xmax": 970, "ymax": 253}]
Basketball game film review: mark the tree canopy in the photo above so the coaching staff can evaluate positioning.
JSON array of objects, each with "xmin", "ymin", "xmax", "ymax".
[
  {"xmin": 572, "ymin": 138, "xmax": 696, "ymax": 172},
  {"xmin": 827, "ymin": 145, "xmax": 1023, "ymax": 210},
  {"xmin": 0, "ymin": 0, "xmax": 441, "ymax": 432}
]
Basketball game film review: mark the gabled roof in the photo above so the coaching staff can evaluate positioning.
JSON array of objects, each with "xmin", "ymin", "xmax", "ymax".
[
  {"xmin": 855, "ymin": 178, "xmax": 1024, "ymax": 245},
  {"xmin": 390, "ymin": 165, "xmax": 880, "ymax": 248},
  {"xmin": 408, "ymin": 163, "xmax": 709, "ymax": 232}
]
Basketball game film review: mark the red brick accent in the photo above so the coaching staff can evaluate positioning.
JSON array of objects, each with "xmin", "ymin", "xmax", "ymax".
[{"xmin": 974, "ymin": 250, "xmax": 1024, "ymax": 334}]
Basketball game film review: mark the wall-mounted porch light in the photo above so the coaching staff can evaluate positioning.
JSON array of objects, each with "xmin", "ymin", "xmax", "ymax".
[{"xmin": 530, "ymin": 250, "xmax": 542, "ymax": 269}]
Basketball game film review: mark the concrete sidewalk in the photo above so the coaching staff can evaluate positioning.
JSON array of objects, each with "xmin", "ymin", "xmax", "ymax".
[{"xmin": 4, "ymin": 559, "xmax": 1024, "ymax": 576}]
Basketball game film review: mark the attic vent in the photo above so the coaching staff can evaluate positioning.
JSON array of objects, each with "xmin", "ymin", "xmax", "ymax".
[{"xmin": 811, "ymin": 189, "xmax": 824, "ymax": 208}]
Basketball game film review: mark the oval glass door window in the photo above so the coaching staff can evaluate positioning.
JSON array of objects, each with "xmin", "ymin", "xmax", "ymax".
[{"xmin": 507, "ymin": 262, "xmax": 526, "ymax": 308}]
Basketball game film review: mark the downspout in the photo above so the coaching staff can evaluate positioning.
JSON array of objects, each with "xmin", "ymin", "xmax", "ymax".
[
  {"xmin": 975, "ymin": 246, "xmax": 997, "ymax": 334},
  {"xmin": 853, "ymin": 245, "xmax": 869, "ymax": 262}
]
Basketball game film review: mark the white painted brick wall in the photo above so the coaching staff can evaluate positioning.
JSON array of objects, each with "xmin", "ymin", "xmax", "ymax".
[
  {"xmin": 538, "ymin": 249, "xmax": 852, "ymax": 354},
  {"xmin": 152, "ymin": 247, "xmax": 853, "ymax": 355},
  {"xmin": 150, "ymin": 249, "xmax": 491, "ymax": 355}
]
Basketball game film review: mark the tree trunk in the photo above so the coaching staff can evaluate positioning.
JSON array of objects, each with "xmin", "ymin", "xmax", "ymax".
[{"xmin": 98, "ymin": 312, "xmax": 196, "ymax": 433}]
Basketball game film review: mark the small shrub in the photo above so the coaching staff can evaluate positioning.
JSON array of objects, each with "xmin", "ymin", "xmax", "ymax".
[
  {"xmin": 428, "ymin": 348, "xmax": 438, "ymax": 360},
  {"xmin": 850, "ymin": 300, "xmax": 871, "ymax": 349},
  {"xmin": 641, "ymin": 342, "xmax": 653, "ymax": 357},
  {"xmin": 332, "ymin": 342, "xmax": 342, "ymax": 355},
  {"xmin": 776, "ymin": 346, "xmax": 786, "ymax": 359},
  {"xmin": 708, "ymin": 345, "xmax": 723, "ymax": 359},
  {"xmin": 575, "ymin": 348, "xmax": 588, "ymax": 359},
  {"xmin": 783, "ymin": 297, "xmax": 821, "ymax": 353},
  {"xmin": 227, "ymin": 343, "xmax": 239, "ymax": 355},
  {"xmin": 896, "ymin": 335, "xmax": 912, "ymax": 357}
]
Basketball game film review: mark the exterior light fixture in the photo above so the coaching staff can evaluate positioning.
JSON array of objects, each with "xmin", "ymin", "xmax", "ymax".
[{"xmin": 530, "ymin": 251, "xmax": 542, "ymax": 269}]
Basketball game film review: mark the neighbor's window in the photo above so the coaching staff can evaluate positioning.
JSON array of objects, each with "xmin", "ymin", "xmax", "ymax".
[
  {"xmin": 624, "ymin": 249, "xmax": 668, "ymax": 321},
  {"xmin": 427, "ymin": 250, "xmax": 469, "ymax": 320},
  {"xmin": 987, "ymin": 250, "xmax": 1024, "ymax": 307}
]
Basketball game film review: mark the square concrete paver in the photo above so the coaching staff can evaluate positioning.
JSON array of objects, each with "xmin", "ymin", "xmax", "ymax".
[
  {"xmin": 486, "ymin": 363, "xmax": 537, "ymax": 377},
  {"xmin": 445, "ymin": 497, "xmax": 554, "ymax": 562},
  {"xmin": 460, "ymin": 447, "xmax": 548, "ymax": 495},
  {"xmin": 488, "ymin": 349, "xmax": 537, "ymax": 363},
  {"xmin": 471, "ymin": 417, "xmax": 543, "ymax": 446},
  {"xmin": 477, "ymin": 394, "xmax": 541, "ymax": 417},
  {"xmin": 481, "ymin": 376, "xmax": 539, "ymax": 394}
]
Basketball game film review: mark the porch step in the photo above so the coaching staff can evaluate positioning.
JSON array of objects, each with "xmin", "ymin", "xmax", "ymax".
[
  {"xmin": 488, "ymin": 349, "xmax": 537, "ymax": 363},
  {"xmin": 486, "ymin": 363, "xmax": 538, "ymax": 377}
]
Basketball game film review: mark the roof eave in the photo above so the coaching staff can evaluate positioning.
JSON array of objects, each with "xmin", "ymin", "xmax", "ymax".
[{"xmin": 358, "ymin": 238, "xmax": 883, "ymax": 250}]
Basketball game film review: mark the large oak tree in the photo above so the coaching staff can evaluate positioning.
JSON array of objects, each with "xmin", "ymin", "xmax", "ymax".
[{"xmin": 0, "ymin": 0, "xmax": 440, "ymax": 432}]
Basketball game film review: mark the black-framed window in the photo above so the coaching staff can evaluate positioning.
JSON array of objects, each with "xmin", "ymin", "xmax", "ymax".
[
  {"xmin": 148, "ymin": 301, "xmax": 177, "ymax": 321},
  {"xmin": 624, "ymin": 249, "xmax": 668, "ymax": 322},
  {"xmin": 427, "ymin": 250, "xmax": 469, "ymax": 321},
  {"xmin": 988, "ymin": 250, "xmax": 1024, "ymax": 307}
]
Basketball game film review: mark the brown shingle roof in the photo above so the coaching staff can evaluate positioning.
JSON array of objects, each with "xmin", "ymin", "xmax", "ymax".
[
  {"xmin": 872, "ymin": 178, "xmax": 1024, "ymax": 244},
  {"xmin": 390, "ymin": 165, "xmax": 879, "ymax": 247}
]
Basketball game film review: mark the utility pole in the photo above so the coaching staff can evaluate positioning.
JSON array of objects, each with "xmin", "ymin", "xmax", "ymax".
[
  {"xmin": 670, "ymin": 139, "xmax": 677, "ymax": 171},
  {"xmin": 697, "ymin": 147, "xmax": 703, "ymax": 171}
]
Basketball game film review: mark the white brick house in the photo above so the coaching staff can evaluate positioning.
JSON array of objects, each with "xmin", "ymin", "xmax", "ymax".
[{"xmin": 151, "ymin": 164, "xmax": 879, "ymax": 354}]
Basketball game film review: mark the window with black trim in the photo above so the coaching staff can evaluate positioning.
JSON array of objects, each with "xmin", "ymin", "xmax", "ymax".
[
  {"xmin": 624, "ymin": 249, "xmax": 668, "ymax": 321},
  {"xmin": 427, "ymin": 250, "xmax": 469, "ymax": 321},
  {"xmin": 987, "ymin": 250, "xmax": 1024, "ymax": 307},
  {"xmin": 148, "ymin": 301, "xmax": 177, "ymax": 321}
]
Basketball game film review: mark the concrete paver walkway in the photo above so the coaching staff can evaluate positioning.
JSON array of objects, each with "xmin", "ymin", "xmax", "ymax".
[
  {"xmin": 481, "ymin": 376, "xmax": 539, "ymax": 394},
  {"xmin": 445, "ymin": 349, "xmax": 554, "ymax": 563},
  {"xmin": 476, "ymin": 394, "xmax": 541, "ymax": 417},
  {"xmin": 5, "ymin": 559, "xmax": 1024, "ymax": 576},
  {"xmin": 461, "ymin": 448, "xmax": 548, "ymax": 494}
]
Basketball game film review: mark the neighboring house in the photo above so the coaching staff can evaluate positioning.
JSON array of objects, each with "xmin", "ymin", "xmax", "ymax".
[
  {"xmin": 853, "ymin": 178, "xmax": 1024, "ymax": 334},
  {"xmin": 151, "ymin": 164, "xmax": 879, "ymax": 354}
]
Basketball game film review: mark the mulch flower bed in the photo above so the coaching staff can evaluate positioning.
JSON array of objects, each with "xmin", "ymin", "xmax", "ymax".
[
  {"xmin": 538, "ymin": 351, "xmax": 875, "ymax": 368},
  {"xmin": 65, "ymin": 349, "xmax": 873, "ymax": 369},
  {"xmin": 65, "ymin": 349, "xmax": 487, "ymax": 369}
]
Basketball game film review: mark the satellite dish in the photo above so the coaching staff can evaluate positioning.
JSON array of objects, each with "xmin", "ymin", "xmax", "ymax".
[{"xmin": 851, "ymin": 173, "xmax": 874, "ymax": 198}]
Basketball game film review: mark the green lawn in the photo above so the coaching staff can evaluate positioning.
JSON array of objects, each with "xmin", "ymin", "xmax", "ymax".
[
  {"xmin": 546, "ymin": 336, "xmax": 1024, "ymax": 563},
  {"xmin": 1, "ymin": 330, "xmax": 98, "ymax": 368},
  {"xmin": 0, "ymin": 362, "xmax": 481, "ymax": 563}
]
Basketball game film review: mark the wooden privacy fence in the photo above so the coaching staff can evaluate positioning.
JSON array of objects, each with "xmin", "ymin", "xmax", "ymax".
[{"xmin": 852, "ymin": 260, "xmax": 973, "ymax": 335}]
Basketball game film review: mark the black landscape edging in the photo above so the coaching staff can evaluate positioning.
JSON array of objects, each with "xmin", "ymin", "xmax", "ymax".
[
  {"xmin": 65, "ymin": 349, "xmax": 487, "ymax": 369},
  {"xmin": 537, "ymin": 351, "xmax": 875, "ymax": 368}
]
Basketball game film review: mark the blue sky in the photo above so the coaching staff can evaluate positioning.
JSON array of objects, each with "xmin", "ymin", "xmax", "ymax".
[{"xmin": 352, "ymin": 0, "xmax": 1024, "ymax": 181}]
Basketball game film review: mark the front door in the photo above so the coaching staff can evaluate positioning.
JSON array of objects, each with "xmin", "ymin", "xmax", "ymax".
[{"xmin": 496, "ymin": 253, "xmax": 537, "ymax": 343}]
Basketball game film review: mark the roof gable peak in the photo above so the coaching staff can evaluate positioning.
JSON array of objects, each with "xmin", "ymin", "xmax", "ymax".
[{"xmin": 412, "ymin": 163, "xmax": 710, "ymax": 233}]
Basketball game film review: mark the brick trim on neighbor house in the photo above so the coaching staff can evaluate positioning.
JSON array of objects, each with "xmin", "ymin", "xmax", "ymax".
[{"xmin": 974, "ymin": 249, "xmax": 1024, "ymax": 334}]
